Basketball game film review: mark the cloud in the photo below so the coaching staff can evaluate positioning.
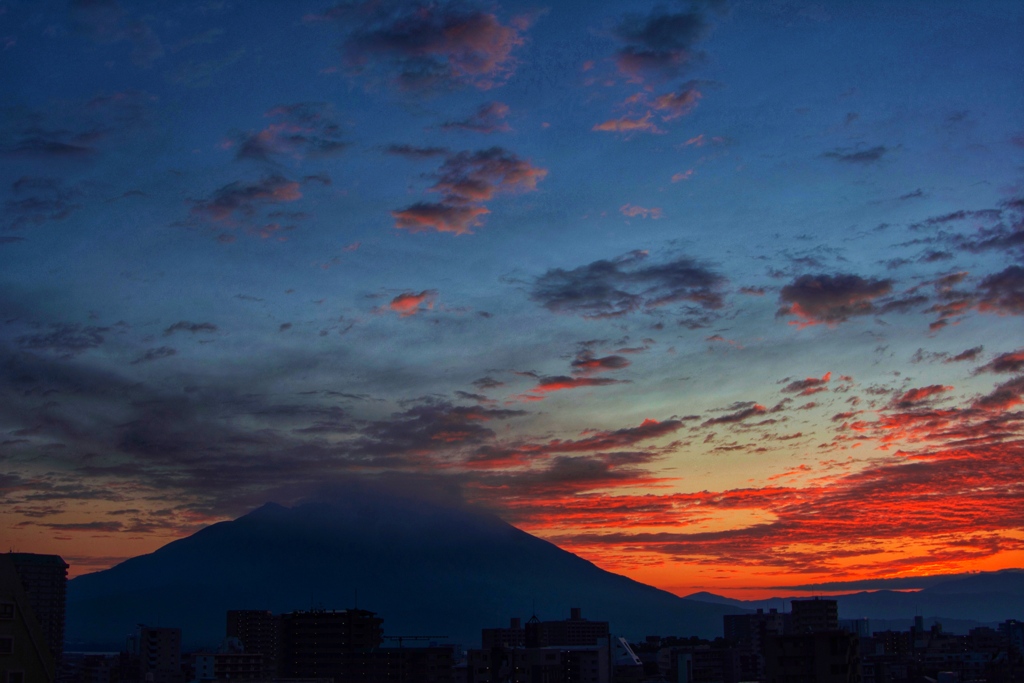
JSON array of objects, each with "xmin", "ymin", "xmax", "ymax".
[
  {"xmin": 612, "ymin": 8, "xmax": 709, "ymax": 81},
  {"xmin": 130, "ymin": 346, "xmax": 177, "ymax": 365},
  {"xmin": 571, "ymin": 352, "xmax": 630, "ymax": 375},
  {"xmin": 391, "ymin": 203, "xmax": 491, "ymax": 235},
  {"xmin": 538, "ymin": 418, "xmax": 683, "ymax": 453},
  {"xmin": 822, "ymin": 145, "xmax": 888, "ymax": 163},
  {"xmin": 70, "ymin": 0, "xmax": 164, "ymax": 68},
  {"xmin": 620, "ymin": 204, "xmax": 663, "ymax": 219},
  {"xmin": 387, "ymin": 290, "xmax": 437, "ymax": 317},
  {"xmin": 653, "ymin": 84, "xmax": 702, "ymax": 120},
  {"xmin": 384, "ymin": 144, "xmax": 450, "ymax": 159},
  {"xmin": 163, "ymin": 321, "xmax": 217, "ymax": 336},
  {"xmin": 441, "ymin": 101, "xmax": 511, "ymax": 133},
  {"xmin": 16, "ymin": 324, "xmax": 108, "ymax": 357},
  {"xmin": 528, "ymin": 376, "xmax": 630, "ymax": 394},
  {"xmin": 975, "ymin": 350, "xmax": 1024, "ymax": 375},
  {"xmin": 531, "ymin": 250, "xmax": 726, "ymax": 320},
  {"xmin": 777, "ymin": 273, "xmax": 893, "ymax": 327},
  {"xmin": 701, "ymin": 404, "xmax": 767, "ymax": 427},
  {"xmin": 191, "ymin": 175, "xmax": 302, "ymax": 224},
  {"xmin": 592, "ymin": 114, "xmax": 664, "ymax": 135},
  {"xmin": 977, "ymin": 266, "xmax": 1024, "ymax": 315},
  {"xmin": 393, "ymin": 147, "xmax": 546, "ymax": 234},
  {"xmin": 781, "ymin": 372, "xmax": 831, "ymax": 396},
  {"xmin": 318, "ymin": 0, "xmax": 527, "ymax": 91},
  {"xmin": 891, "ymin": 384, "xmax": 953, "ymax": 409},
  {"xmin": 948, "ymin": 346, "xmax": 984, "ymax": 363},
  {"xmin": 0, "ymin": 91, "xmax": 151, "ymax": 162},
  {"xmin": 973, "ymin": 376, "xmax": 1024, "ymax": 412},
  {"xmin": 3, "ymin": 178, "xmax": 82, "ymax": 231},
  {"xmin": 232, "ymin": 103, "xmax": 347, "ymax": 163}
]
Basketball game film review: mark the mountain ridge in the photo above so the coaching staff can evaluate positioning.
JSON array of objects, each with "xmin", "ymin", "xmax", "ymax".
[{"xmin": 67, "ymin": 495, "xmax": 742, "ymax": 649}]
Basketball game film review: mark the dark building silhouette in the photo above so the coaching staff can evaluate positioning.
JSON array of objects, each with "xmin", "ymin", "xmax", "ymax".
[
  {"xmin": 278, "ymin": 608, "xmax": 383, "ymax": 678},
  {"xmin": 723, "ymin": 607, "xmax": 789, "ymax": 681},
  {"xmin": 764, "ymin": 629, "xmax": 861, "ymax": 683},
  {"xmin": 126, "ymin": 625, "xmax": 183, "ymax": 683},
  {"xmin": 525, "ymin": 608, "xmax": 610, "ymax": 648},
  {"xmin": 274, "ymin": 607, "xmax": 453, "ymax": 682},
  {"xmin": 225, "ymin": 609, "xmax": 279, "ymax": 677},
  {"xmin": 790, "ymin": 598, "xmax": 839, "ymax": 634},
  {"xmin": 0, "ymin": 554, "xmax": 59, "ymax": 683},
  {"xmin": 482, "ymin": 616, "xmax": 525, "ymax": 649},
  {"xmin": 192, "ymin": 638, "xmax": 264, "ymax": 681},
  {"xmin": 469, "ymin": 609, "xmax": 641, "ymax": 683},
  {"xmin": 7, "ymin": 553, "xmax": 67, "ymax": 667}
]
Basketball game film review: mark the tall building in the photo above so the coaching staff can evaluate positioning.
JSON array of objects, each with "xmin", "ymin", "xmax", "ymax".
[
  {"xmin": 7, "ymin": 553, "xmax": 67, "ymax": 666},
  {"xmin": 0, "ymin": 554, "xmax": 58, "ymax": 683},
  {"xmin": 226, "ymin": 609, "xmax": 279, "ymax": 677},
  {"xmin": 790, "ymin": 598, "xmax": 839, "ymax": 634},
  {"xmin": 129, "ymin": 625, "xmax": 183, "ymax": 683}
]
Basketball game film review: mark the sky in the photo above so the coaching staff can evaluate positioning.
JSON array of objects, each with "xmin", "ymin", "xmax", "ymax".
[{"xmin": 1, "ymin": 0, "xmax": 1023, "ymax": 599}]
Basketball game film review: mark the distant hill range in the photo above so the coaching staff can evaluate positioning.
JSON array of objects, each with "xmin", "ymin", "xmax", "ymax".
[
  {"xmin": 67, "ymin": 495, "xmax": 741, "ymax": 649},
  {"xmin": 687, "ymin": 570, "xmax": 1024, "ymax": 632}
]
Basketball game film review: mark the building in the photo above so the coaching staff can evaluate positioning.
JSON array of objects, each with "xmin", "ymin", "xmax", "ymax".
[
  {"xmin": 0, "ymin": 554, "xmax": 58, "ymax": 683},
  {"xmin": 192, "ymin": 646, "xmax": 264, "ymax": 681},
  {"xmin": 723, "ymin": 607, "xmax": 789, "ymax": 681},
  {"xmin": 128, "ymin": 625, "xmax": 183, "ymax": 683},
  {"xmin": 764, "ymin": 630, "xmax": 861, "ymax": 683},
  {"xmin": 525, "ymin": 608, "xmax": 610, "ymax": 648},
  {"xmin": 278, "ymin": 608, "xmax": 383, "ymax": 680},
  {"xmin": 225, "ymin": 609, "xmax": 278, "ymax": 677},
  {"xmin": 468, "ymin": 610, "xmax": 640, "ymax": 683},
  {"xmin": 482, "ymin": 616, "xmax": 525, "ymax": 649},
  {"xmin": 7, "ymin": 553, "xmax": 67, "ymax": 667},
  {"xmin": 790, "ymin": 598, "xmax": 839, "ymax": 634}
]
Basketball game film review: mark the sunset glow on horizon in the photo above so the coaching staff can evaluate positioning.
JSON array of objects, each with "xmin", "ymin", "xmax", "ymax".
[{"xmin": 2, "ymin": 0, "xmax": 1023, "ymax": 600}]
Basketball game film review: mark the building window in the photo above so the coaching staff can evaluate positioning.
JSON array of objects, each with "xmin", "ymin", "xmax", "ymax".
[
  {"xmin": 0, "ymin": 637, "xmax": 13, "ymax": 654},
  {"xmin": 7, "ymin": 672, "xmax": 25, "ymax": 683},
  {"xmin": 0, "ymin": 603, "xmax": 14, "ymax": 619}
]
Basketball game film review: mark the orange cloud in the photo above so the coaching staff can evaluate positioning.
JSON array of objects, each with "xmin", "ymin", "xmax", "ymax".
[
  {"xmin": 620, "ymin": 204, "xmax": 663, "ymax": 219},
  {"xmin": 388, "ymin": 290, "xmax": 437, "ymax": 317},
  {"xmin": 592, "ymin": 114, "xmax": 663, "ymax": 134}
]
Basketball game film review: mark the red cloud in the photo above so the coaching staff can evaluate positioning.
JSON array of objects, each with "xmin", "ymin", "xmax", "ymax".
[
  {"xmin": 782, "ymin": 372, "xmax": 831, "ymax": 396},
  {"xmin": 571, "ymin": 352, "xmax": 630, "ymax": 375},
  {"xmin": 392, "ymin": 203, "xmax": 490, "ymax": 235},
  {"xmin": 388, "ymin": 290, "xmax": 437, "ymax": 317},
  {"xmin": 893, "ymin": 384, "xmax": 953, "ymax": 407},
  {"xmin": 531, "ymin": 376, "xmax": 629, "ymax": 393},
  {"xmin": 393, "ymin": 147, "xmax": 546, "ymax": 234}
]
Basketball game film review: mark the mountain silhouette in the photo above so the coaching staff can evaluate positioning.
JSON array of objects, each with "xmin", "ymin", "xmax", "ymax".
[
  {"xmin": 67, "ymin": 494, "xmax": 742, "ymax": 648},
  {"xmin": 685, "ymin": 569, "xmax": 1024, "ymax": 629}
]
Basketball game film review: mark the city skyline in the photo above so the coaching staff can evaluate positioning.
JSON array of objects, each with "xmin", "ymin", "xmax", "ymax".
[{"xmin": 1, "ymin": 0, "xmax": 1023, "ymax": 598}]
